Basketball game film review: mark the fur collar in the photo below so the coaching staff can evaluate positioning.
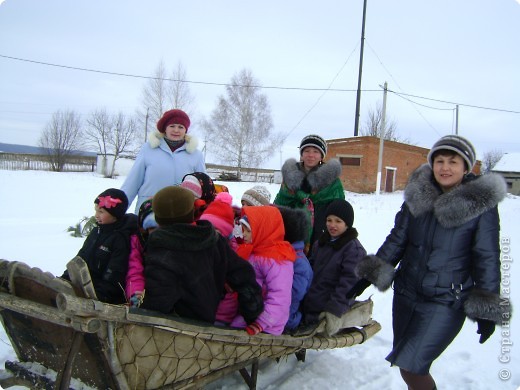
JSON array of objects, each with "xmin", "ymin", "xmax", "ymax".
[
  {"xmin": 405, "ymin": 164, "xmax": 507, "ymax": 228},
  {"xmin": 281, "ymin": 158, "xmax": 342, "ymax": 192},
  {"xmin": 148, "ymin": 131, "xmax": 199, "ymax": 153}
]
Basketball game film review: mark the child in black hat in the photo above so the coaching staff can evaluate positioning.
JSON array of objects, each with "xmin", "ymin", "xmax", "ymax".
[
  {"xmin": 302, "ymin": 199, "xmax": 367, "ymax": 336},
  {"xmin": 62, "ymin": 188, "xmax": 138, "ymax": 304}
]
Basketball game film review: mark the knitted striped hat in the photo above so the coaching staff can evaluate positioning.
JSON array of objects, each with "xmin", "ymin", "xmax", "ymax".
[
  {"xmin": 241, "ymin": 185, "xmax": 271, "ymax": 206},
  {"xmin": 427, "ymin": 135, "xmax": 476, "ymax": 171},
  {"xmin": 300, "ymin": 134, "xmax": 327, "ymax": 159}
]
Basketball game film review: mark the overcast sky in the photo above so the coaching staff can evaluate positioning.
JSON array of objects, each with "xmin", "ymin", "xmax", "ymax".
[{"xmin": 1, "ymin": 0, "xmax": 519, "ymax": 168}]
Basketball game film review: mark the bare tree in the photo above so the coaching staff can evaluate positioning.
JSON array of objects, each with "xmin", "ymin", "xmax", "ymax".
[
  {"xmin": 86, "ymin": 108, "xmax": 113, "ymax": 175},
  {"xmin": 481, "ymin": 149, "xmax": 504, "ymax": 173},
  {"xmin": 202, "ymin": 68, "xmax": 282, "ymax": 178},
  {"xmin": 136, "ymin": 60, "xmax": 195, "ymax": 143},
  {"xmin": 86, "ymin": 109, "xmax": 139, "ymax": 177},
  {"xmin": 38, "ymin": 110, "xmax": 84, "ymax": 172},
  {"xmin": 361, "ymin": 103, "xmax": 409, "ymax": 143},
  {"xmin": 108, "ymin": 113, "xmax": 139, "ymax": 177}
]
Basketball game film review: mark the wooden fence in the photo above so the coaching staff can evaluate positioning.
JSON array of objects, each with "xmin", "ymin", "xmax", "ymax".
[
  {"xmin": 206, "ymin": 163, "xmax": 280, "ymax": 183},
  {"xmin": 0, "ymin": 153, "xmax": 96, "ymax": 172}
]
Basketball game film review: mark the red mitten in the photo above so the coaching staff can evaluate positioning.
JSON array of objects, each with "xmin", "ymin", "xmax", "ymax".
[{"xmin": 246, "ymin": 322, "xmax": 263, "ymax": 335}]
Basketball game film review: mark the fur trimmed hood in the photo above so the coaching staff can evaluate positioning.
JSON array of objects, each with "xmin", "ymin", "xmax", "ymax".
[
  {"xmin": 281, "ymin": 158, "xmax": 342, "ymax": 192},
  {"xmin": 404, "ymin": 164, "xmax": 507, "ymax": 228},
  {"xmin": 148, "ymin": 131, "xmax": 199, "ymax": 153}
]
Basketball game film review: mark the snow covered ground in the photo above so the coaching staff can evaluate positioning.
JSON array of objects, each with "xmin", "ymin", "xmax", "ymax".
[{"xmin": 0, "ymin": 169, "xmax": 518, "ymax": 390}]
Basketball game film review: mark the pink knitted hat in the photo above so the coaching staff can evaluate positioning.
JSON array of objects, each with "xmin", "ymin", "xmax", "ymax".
[{"xmin": 199, "ymin": 192, "xmax": 235, "ymax": 237}]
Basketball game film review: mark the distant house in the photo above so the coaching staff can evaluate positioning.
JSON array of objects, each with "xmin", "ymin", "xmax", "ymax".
[
  {"xmin": 492, "ymin": 153, "xmax": 520, "ymax": 195},
  {"xmin": 324, "ymin": 136, "xmax": 481, "ymax": 194}
]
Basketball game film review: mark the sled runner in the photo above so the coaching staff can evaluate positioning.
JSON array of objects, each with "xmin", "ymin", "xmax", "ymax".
[{"xmin": 0, "ymin": 257, "xmax": 380, "ymax": 389}]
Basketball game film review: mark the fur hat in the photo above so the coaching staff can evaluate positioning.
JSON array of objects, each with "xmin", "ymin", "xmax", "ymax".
[
  {"xmin": 275, "ymin": 205, "xmax": 310, "ymax": 243},
  {"xmin": 156, "ymin": 109, "xmax": 191, "ymax": 133},
  {"xmin": 181, "ymin": 172, "xmax": 216, "ymax": 203},
  {"xmin": 325, "ymin": 199, "xmax": 354, "ymax": 227},
  {"xmin": 199, "ymin": 192, "xmax": 235, "ymax": 237},
  {"xmin": 427, "ymin": 135, "xmax": 476, "ymax": 171},
  {"xmin": 300, "ymin": 134, "xmax": 327, "ymax": 159},
  {"xmin": 152, "ymin": 186, "xmax": 195, "ymax": 225},
  {"xmin": 95, "ymin": 188, "xmax": 128, "ymax": 220},
  {"xmin": 241, "ymin": 185, "xmax": 271, "ymax": 206}
]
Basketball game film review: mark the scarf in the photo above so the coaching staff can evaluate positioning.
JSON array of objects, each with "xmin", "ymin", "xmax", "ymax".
[{"xmin": 236, "ymin": 206, "xmax": 296, "ymax": 263}]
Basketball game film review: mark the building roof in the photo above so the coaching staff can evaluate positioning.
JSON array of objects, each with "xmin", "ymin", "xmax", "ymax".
[
  {"xmin": 0, "ymin": 143, "xmax": 97, "ymax": 157},
  {"xmin": 492, "ymin": 153, "xmax": 520, "ymax": 173}
]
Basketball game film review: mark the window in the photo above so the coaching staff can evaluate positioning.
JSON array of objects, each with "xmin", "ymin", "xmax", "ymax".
[{"xmin": 340, "ymin": 157, "xmax": 361, "ymax": 166}]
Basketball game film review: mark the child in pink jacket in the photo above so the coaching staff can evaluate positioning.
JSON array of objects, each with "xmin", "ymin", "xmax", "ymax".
[
  {"xmin": 231, "ymin": 206, "xmax": 296, "ymax": 335},
  {"xmin": 125, "ymin": 198, "xmax": 157, "ymax": 306}
]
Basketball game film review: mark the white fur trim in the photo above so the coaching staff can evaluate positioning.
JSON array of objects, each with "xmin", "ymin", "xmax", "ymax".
[
  {"xmin": 185, "ymin": 134, "xmax": 198, "ymax": 154},
  {"xmin": 148, "ymin": 132, "xmax": 199, "ymax": 153},
  {"xmin": 148, "ymin": 131, "xmax": 163, "ymax": 149}
]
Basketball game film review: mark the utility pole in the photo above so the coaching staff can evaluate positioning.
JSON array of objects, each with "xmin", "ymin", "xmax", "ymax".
[
  {"xmin": 354, "ymin": 0, "xmax": 368, "ymax": 136},
  {"xmin": 376, "ymin": 82, "xmax": 388, "ymax": 196},
  {"xmin": 144, "ymin": 107, "xmax": 149, "ymax": 143},
  {"xmin": 455, "ymin": 104, "xmax": 459, "ymax": 135}
]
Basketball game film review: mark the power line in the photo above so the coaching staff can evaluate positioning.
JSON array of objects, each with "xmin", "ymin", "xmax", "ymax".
[
  {"xmin": 0, "ymin": 54, "xmax": 364, "ymax": 92},
  {"xmin": 284, "ymin": 43, "xmax": 360, "ymax": 141},
  {"xmin": 388, "ymin": 89, "xmax": 520, "ymax": 114},
  {"xmin": 1, "ymin": 54, "xmax": 519, "ymax": 115}
]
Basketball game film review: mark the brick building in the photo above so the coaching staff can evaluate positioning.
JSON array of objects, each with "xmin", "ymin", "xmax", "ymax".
[{"xmin": 324, "ymin": 136, "xmax": 480, "ymax": 194}]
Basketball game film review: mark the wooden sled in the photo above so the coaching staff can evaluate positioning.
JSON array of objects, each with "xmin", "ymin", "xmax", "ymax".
[{"xmin": 0, "ymin": 258, "xmax": 381, "ymax": 389}]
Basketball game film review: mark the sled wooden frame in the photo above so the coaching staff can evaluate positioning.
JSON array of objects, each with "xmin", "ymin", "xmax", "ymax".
[{"xmin": 0, "ymin": 258, "xmax": 381, "ymax": 389}]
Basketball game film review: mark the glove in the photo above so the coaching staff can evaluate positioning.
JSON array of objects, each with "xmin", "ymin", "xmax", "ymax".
[
  {"xmin": 129, "ymin": 292, "xmax": 144, "ymax": 308},
  {"xmin": 245, "ymin": 322, "xmax": 263, "ymax": 336},
  {"xmin": 346, "ymin": 278, "xmax": 372, "ymax": 299},
  {"xmin": 477, "ymin": 319, "xmax": 495, "ymax": 344},
  {"xmin": 319, "ymin": 311, "xmax": 342, "ymax": 337}
]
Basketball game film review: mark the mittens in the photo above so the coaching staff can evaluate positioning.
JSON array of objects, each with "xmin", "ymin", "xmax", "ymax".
[
  {"xmin": 346, "ymin": 278, "xmax": 372, "ymax": 299},
  {"xmin": 319, "ymin": 311, "xmax": 342, "ymax": 338},
  {"xmin": 246, "ymin": 322, "xmax": 263, "ymax": 336},
  {"xmin": 477, "ymin": 319, "xmax": 495, "ymax": 344},
  {"xmin": 129, "ymin": 292, "xmax": 144, "ymax": 308}
]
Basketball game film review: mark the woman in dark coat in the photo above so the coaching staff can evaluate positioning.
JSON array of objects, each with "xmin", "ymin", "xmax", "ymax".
[{"xmin": 355, "ymin": 135, "xmax": 510, "ymax": 390}]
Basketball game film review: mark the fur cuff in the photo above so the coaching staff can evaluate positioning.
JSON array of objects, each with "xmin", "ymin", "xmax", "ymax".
[
  {"xmin": 464, "ymin": 289, "xmax": 512, "ymax": 325},
  {"xmin": 355, "ymin": 255, "xmax": 395, "ymax": 291}
]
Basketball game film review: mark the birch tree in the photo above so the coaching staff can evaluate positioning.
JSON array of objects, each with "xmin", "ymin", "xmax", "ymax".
[{"xmin": 202, "ymin": 68, "xmax": 282, "ymax": 178}]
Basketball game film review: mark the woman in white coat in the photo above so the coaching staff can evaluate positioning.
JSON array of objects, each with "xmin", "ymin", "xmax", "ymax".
[{"xmin": 121, "ymin": 109, "xmax": 206, "ymax": 213}]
